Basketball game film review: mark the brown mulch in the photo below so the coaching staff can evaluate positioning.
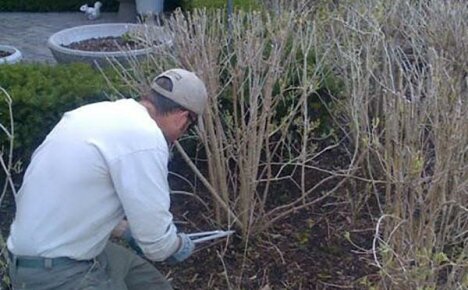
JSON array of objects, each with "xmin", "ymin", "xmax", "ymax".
[
  {"xmin": 63, "ymin": 36, "xmax": 146, "ymax": 52},
  {"xmin": 160, "ymin": 143, "xmax": 380, "ymax": 289},
  {"xmin": 162, "ymin": 200, "xmax": 378, "ymax": 289}
]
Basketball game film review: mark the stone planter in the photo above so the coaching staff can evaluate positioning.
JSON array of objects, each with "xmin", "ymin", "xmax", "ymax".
[
  {"xmin": 47, "ymin": 23, "xmax": 170, "ymax": 67},
  {"xmin": 0, "ymin": 45, "xmax": 23, "ymax": 64}
]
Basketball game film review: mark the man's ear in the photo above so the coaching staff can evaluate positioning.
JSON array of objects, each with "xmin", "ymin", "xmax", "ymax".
[
  {"xmin": 179, "ymin": 110, "xmax": 190, "ymax": 118},
  {"xmin": 177, "ymin": 110, "xmax": 191, "ymax": 125},
  {"xmin": 173, "ymin": 110, "xmax": 189, "ymax": 129}
]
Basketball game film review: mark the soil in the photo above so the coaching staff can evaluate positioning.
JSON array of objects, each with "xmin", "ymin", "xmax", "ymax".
[
  {"xmin": 157, "ymin": 143, "xmax": 380, "ymax": 289},
  {"xmin": 0, "ymin": 50, "xmax": 12, "ymax": 58},
  {"xmin": 0, "ymin": 142, "xmax": 379, "ymax": 289},
  {"xmin": 63, "ymin": 36, "xmax": 146, "ymax": 52}
]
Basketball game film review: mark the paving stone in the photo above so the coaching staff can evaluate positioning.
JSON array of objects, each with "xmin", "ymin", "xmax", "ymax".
[{"xmin": 0, "ymin": 12, "xmax": 120, "ymax": 63}]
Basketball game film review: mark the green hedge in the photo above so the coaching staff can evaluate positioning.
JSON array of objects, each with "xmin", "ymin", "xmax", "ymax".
[
  {"xmin": 0, "ymin": 63, "xmax": 121, "ymax": 167},
  {"xmin": 0, "ymin": 0, "xmax": 119, "ymax": 12},
  {"xmin": 0, "ymin": 0, "xmax": 257, "ymax": 12},
  {"xmin": 188, "ymin": 0, "xmax": 260, "ymax": 10}
]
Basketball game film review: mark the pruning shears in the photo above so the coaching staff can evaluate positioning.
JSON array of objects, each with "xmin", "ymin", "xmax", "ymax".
[{"xmin": 187, "ymin": 230, "xmax": 235, "ymax": 244}]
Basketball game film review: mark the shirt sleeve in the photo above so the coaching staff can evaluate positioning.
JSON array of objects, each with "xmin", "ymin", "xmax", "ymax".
[{"xmin": 108, "ymin": 148, "xmax": 179, "ymax": 261}]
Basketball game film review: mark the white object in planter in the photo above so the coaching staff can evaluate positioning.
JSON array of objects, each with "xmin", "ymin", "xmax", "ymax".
[
  {"xmin": 136, "ymin": 0, "xmax": 163, "ymax": 15},
  {"xmin": 0, "ymin": 45, "xmax": 22, "ymax": 64},
  {"xmin": 80, "ymin": 1, "xmax": 103, "ymax": 20}
]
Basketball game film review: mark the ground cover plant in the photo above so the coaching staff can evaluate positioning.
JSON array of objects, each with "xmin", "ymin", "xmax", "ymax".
[{"xmin": 0, "ymin": 0, "xmax": 467, "ymax": 289}]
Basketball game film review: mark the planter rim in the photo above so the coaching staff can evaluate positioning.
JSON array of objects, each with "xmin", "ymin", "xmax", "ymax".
[
  {"xmin": 0, "ymin": 45, "xmax": 23, "ymax": 64},
  {"xmin": 48, "ymin": 23, "xmax": 165, "ymax": 58}
]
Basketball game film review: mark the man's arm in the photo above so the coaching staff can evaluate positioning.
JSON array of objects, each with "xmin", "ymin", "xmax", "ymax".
[
  {"xmin": 112, "ymin": 219, "xmax": 194, "ymax": 263},
  {"xmin": 108, "ymin": 148, "xmax": 193, "ymax": 262}
]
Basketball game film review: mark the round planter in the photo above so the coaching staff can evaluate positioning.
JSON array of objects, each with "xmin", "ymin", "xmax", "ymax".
[
  {"xmin": 0, "ymin": 45, "xmax": 23, "ymax": 64},
  {"xmin": 47, "ymin": 23, "xmax": 170, "ymax": 67}
]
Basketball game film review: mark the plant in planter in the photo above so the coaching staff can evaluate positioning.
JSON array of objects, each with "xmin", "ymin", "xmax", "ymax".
[
  {"xmin": 0, "ymin": 45, "xmax": 22, "ymax": 64},
  {"xmin": 47, "ymin": 23, "xmax": 171, "ymax": 67}
]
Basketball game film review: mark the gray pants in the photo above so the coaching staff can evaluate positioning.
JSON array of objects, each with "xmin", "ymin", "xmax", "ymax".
[{"xmin": 8, "ymin": 243, "xmax": 172, "ymax": 290}]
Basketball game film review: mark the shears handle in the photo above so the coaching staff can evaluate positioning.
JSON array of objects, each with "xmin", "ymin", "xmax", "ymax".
[{"xmin": 187, "ymin": 230, "xmax": 235, "ymax": 244}]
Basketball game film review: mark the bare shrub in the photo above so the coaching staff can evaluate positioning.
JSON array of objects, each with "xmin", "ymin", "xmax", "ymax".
[
  {"xmin": 0, "ymin": 87, "xmax": 17, "ymax": 287},
  {"xmin": 109, "ymin": 6, "xmax": 351, "ymax": 239},
  {"xmin": 319, "ymin": 0, "xmax": 467, "ymax": 288}
]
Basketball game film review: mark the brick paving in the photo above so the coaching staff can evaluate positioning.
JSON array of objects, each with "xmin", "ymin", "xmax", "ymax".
[{"xmin": 0, "ymin": 12, "xmax": 120, "ymax": 63}]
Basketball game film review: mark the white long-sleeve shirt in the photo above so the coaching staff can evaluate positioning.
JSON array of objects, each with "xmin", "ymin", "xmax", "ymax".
[{"xmin": 7, "ymin": 98, "xmax": 179, "ymax": 261}]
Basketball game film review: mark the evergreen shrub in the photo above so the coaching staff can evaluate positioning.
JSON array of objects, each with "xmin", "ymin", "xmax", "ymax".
[
  {"xmin": 0, "ymin": 0, "xmax": 118, "ymax": 12},
  {"xmin": 0, "ymin": 63, "xmax": 122, "ymax": 167},
  {"xmin": 0, "ymin": 0, "xmax": 256, "ymax": 13},
  {"xmin": 281, "ymin": 50, "xmax": 344, "ymax": 135},
  {"xmin": 185, "ymin": 0, "xmax": 260, "ymax": 11}
]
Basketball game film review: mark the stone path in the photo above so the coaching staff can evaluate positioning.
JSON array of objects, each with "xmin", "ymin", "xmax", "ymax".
[{"xmin": 0, "ymin": 12, "xmax": 120, "ymax": 63}]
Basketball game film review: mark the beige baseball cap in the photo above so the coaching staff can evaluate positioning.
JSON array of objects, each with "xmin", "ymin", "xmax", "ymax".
[{"xmin": 150, "ymin": 68, "xmax": 208, "ymax": 115}]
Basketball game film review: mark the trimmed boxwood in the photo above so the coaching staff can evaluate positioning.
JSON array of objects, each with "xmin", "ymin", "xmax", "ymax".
[
  {"xmin": 200, "ymin": 0, "xmax": 258, "ymax": 9},
  {"xmin": 0, "ymin": 0, "xmax": 190, "ymax": 12},
  {"xmin": 186, "ymin": 0, "xmax": 260, "ymax": 10},
  {"xmin": 0, "ymin": 63, "xmax": 124, "ymax": 168},
  {"xmin": 0, "ymin": 0, "xmax": 257, "ymax": 13},
  {"xmin": 0, "ymin": 0, "xmax": 118, "ymax": 12}
]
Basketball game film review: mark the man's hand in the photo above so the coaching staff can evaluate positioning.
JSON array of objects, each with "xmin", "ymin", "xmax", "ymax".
[
  {"xmin": 111, "ymin": 219, "xmax": 129, "ymax": 238},
  {"xmin": 114, "ymin": 220, "xmax": 143, "ymax": 255},
  {"xmin": 165, "ymin": 233, "xmax": 195, "ymax": 264}
]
